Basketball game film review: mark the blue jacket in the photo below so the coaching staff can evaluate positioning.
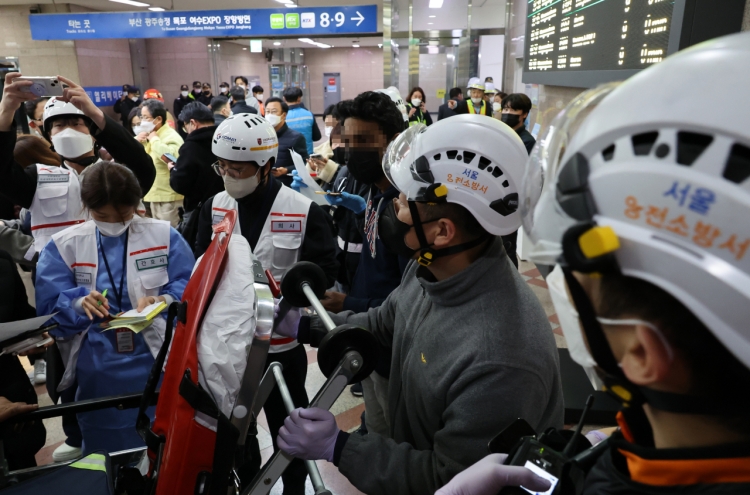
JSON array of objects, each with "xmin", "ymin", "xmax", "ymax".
[
  {"xmin": 35, "ymin": 227, "xmax": 194, "ymax": 454},
  {"xmin": 286, "ymin": 104, "xmax": 317, "ymax": 155}
]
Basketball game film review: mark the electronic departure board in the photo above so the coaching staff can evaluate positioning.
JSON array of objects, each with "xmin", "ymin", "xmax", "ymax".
[{"xmin": 523, "ymin": 0, "xmax": 681, "ymax": 87}]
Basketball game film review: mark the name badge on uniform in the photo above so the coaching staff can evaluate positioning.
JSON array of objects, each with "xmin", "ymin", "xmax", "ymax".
[
  {"xmin": 75, "ymin": 271, "xmax": 92, "ymax": 285},
  {"xmin": 212, "ymin": 213, "xmax": 225, "ymax": 225},
  {"xmin": 38, "ymin": 174, "xmax": 70, "ymax": 184},
  {"xmin": 271, "ymin": 220, "xmax": 302, "ymax": 232},
  {"xmin": 115, "ymin": 328, "xmax": 135, "ymax": 353},
  {"xmin": 136, "ymin": 254, "xmax": 169, "ymax": 271}
]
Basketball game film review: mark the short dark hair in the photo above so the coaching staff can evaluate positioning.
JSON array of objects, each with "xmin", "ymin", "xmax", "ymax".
[
  {"xmin": 229, "ymin": 85, "xmax": 246, "ymax": 102},
  {"xmin": 265, "ymin": 97, "xmax": 288, "ymax": 114},
  {"xmin": 209, "ymin": 96, "xmax": 229, "ymax": 113},
  {"xmin": 220, "ymin": 81, "xmax": 230, "ymax": 88},
  {"xmin": 407, "ymin": 87, "xmax": 426, "ymax": 105},
  {"xmin": 179, "ymin": 101, "xmax": 214, "ymax": 124},
  {"xmin": 323, "ymin": 104, "xmax": 337, "ymax": 119},
  {"xmin": 234, "ymin": 76, "xmax": 249, "ymax": 85},
  {"xmin": 126, "ymin": 107, "xmax": 141, "ymax": 136},
  {"xmin": 24, "ymin": 97, "xmax": 48, "ymax": 120},
  {"xmin": 598, "ymin": 274, "xmax": 750, "ymax": 434},
  {"xmin": 282, "ymin": 87, "xmax": 303, "ymax": 103},
  {"xmin": 14, "ymin": 134, "xmax": 60, "ymax": 168},
  {"xmin": 80, "ymin": 161, "xmax": 143, "ymax": 216},
  {"xmin": 501, "ymin": 93, "xmax": 532, "ymax": 115},
  {"xmin": 448, "ymin": 87, "xmax": 462, "ymax": 99},
  {"xmin": 338, "ymin": 91, "xmax": 405, "ymax": 141},
  {"xmin": 497, "ymin": 91, "xmax": 508, "ymax": 100},
  {"xmin": 419, "ymin": 201, "xmax": 488, "ymax": 239},
  {"xmin": 142, "ymin": 99, "xmax": 167, "ymax": 125},
  {"xmin": 252, "ymin": 85, "xmax": 264, "ymax": 94}
]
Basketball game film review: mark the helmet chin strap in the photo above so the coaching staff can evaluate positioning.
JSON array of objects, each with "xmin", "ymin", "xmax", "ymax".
[
  {"xmin": 561, "ymin": 266, "xmax": 748, "ymax": 416},
  {"xmin": 408, "ymin": 201, "xmax": 490, "ymax": 267}
]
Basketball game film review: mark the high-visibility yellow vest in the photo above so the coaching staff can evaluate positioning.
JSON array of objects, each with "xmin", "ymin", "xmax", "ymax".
[{"xmin": 468, "ymin": 100, "xmax": 487, "ymax": 115}]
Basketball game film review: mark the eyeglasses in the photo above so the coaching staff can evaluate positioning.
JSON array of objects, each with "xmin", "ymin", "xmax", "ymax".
[{"xmin": 212, "ymin": 161, "xmax": 254, "ymax": 179}]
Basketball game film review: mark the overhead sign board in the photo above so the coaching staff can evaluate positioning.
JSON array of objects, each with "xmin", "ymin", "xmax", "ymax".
[{"xmin": 29, "ymin": 5, "xmax": 378, "ymax": 40}]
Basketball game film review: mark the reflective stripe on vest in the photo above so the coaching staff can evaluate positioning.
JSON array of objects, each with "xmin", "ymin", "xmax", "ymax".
[{"xmin": 70, "ymin": 453, "xmax": 107, "ymax": 472}]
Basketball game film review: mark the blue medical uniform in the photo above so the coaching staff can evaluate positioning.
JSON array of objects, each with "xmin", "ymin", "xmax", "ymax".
[{"xmin": 35, "ymin": 227, "xmax": 194, "ymax": 454}]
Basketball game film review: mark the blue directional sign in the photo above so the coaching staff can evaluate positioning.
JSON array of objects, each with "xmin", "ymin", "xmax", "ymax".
[
  {"xmin": 84, "ymin": 86, "xmax": 124, "ymax": 107},
  {"xmin": 29, "ymin": 5, "xmax": 378, "ymax": 40}
]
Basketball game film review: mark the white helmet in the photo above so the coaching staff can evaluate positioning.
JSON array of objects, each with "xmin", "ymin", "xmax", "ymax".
[
  {"xmin": 384, "ymin": 114, "xmax": 528, "ymax": 236},
  {"xmin": 484, "ymin": 82, "xmax": 497, "ymax": 95},
  {"xmin": 521, "ymin": 32, "xmax": 750, "ymax": 370},
  {"xmin": 43, "ymin": 97, "xmax": 87, "ymax": 133},
  {"xmin": 467, "ymin": 77, "xmax": 484, "ymax": 92},
  {"xmin": 212, "ymin": 113, "xmax": 278, "ymax": 165},
  {"xmin": 377, "ymin": 88, "xmax": 408, "ymax": 122}
]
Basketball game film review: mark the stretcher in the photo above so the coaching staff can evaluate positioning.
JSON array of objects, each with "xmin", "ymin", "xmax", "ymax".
[{"xmin": 0, "ymin": 213, "xmax": 380, "ymax": 495}]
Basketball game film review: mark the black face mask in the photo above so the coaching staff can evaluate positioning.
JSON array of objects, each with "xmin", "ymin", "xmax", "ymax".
[
  {"xmin": 501, "ymin": 113, "xmax": 521, "ymax": 128},
  {"xmin": 332, "ymin": 146, "xmax": 347, "ymax": 166},
  {"xmin": 345, "ymin": 149, "xmax": 384, "ymax": 185}
]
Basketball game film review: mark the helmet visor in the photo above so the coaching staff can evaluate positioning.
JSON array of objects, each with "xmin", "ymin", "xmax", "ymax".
[
  {"xmin": 520, "ymin": 82, "xmax": 621, "ymax": 244},
  {"xmin": 383, "ymin": 124, "xmax": 429, "ymax": 200}
]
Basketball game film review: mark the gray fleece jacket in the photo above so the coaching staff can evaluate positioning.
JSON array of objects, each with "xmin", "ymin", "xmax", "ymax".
[{"xmin": 303, "ymin": 236, "xmax": 564, "ymax": 495}]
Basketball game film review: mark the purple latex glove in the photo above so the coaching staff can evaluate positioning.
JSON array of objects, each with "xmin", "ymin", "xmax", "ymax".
[
  {"xmin": 274, "ymin": 298, "xmax": 302, "ymax": 339},
  {"xmin": 277, "ymin": 407, "xmax": 340, "ymax": 462},
  {"xmin": 435, "ymin": 454, "xmax": 552, "ymax": 495}
]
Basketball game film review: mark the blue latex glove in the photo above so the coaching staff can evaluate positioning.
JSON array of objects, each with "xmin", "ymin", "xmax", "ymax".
[
  {"xmin": 435, "ymin": 454, "xmax": 552, "ymax": 495},
  {"xmin": 273, "ymin": 298, "xmax": 302, "ymax": 339},
  {"xmin": 278, "ymin": 407, "xmax": 340, "ymax": 462},
  {"xmin": 291, "ymin": 170, "xmax": 308, "ymax": 193},
  {"xmin": 326, "ymin": 191, "xmax": 366, "ymax": 214}
]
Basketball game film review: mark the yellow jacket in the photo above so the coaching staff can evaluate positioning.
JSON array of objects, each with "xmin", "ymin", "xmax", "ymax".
[{"xmin": 143, "ymin": 124, "xmax": 184, "ymax": 202}]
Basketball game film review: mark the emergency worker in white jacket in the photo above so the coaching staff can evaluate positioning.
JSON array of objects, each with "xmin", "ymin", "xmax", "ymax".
[
  {"xmin": 35, "ymin": 161, "xmax": 194, "ymax": 454},
  {"xmin": 193, "ymin": 114, "xmax": 338, "ymax": 493}
]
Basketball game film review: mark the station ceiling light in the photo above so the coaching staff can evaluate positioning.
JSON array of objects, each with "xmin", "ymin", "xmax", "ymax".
[
  {"xmin": 148, "ymin": 7, "xmax": 165, "ymax": 11},
  {"xmin": 298, "ymin": 38, "xmax": 332, "ymax": 49},
  {"xmin": 428, "ymin": 0, "xmax": 443, "ymax": 8},
  {"xmin": 273, "ymin": 41, "xmax": 282, "ymax": 46},
  {"xmin": 352, "ymin": 44, "xmax": 360, "ymax": 48},
  {"xmin": 109, "ymin": 0, "xmax": 150, "ymax": 6}
]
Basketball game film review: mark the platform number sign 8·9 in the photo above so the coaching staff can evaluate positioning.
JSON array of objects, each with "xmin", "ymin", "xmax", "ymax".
[{"xmin": 320, "ymin": 12, "xmax": 345, "ymax": 28}]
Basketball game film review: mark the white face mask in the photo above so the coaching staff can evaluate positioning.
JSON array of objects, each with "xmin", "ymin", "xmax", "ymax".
[
  {"xmin": 51, "ymin": 128, "xmax": 94, "ymax": 159},
  {"xmin": 471, "ymin": 97, "xmax": 483, "ymax": 105},
  {"xmin": 265, "ymin": 114, "xmax": 281, "ymax": 127},
  {"xmin": 139, "ymin": 120, "xmax": 156, "ymax": 134},
  {"xmin": 181, "ymin": 91, "xmax": 189, "ymax": 97},
  {"xmin": 220, "ymin": 87, "xmax": 228, "ymax": 94},
  {"xmin": 411, "ymin": 98, "xmax": 422, "ymax": 107},
  {"xmin": 132, "ymin": 126, "xmax": 140, "ymax": 135},
  {"xmin": 255, "ymin": 93, "xmax": 263, "ymax": 101},
  {"xmin": 492, "ymin": 102, "xmax": 502, "ymax": 113},
  {"xmin": 130, "ymin": 96, "xmax": 139, "ymax": 102},
  {"xmin": 222, "ymin": 167, "xmax": 262, "ymax": 199},
  {"xmin": 238, "ymin": 84, "xmax": 246, "ymax": 90},
  {"xmin": 324, "ymin": 126, "xmax": 333, "ymax": 137},
  {"xmin": 94, "ymin": 218, "xmax": 132, "ymax": 237}
]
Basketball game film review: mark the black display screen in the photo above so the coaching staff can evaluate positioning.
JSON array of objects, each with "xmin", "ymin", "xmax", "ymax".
[{"xmin": 524, "ymin": 0, "xmax": 677, "ymax": 85}]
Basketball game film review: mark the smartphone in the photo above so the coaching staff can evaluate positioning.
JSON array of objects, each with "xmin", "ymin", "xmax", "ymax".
[
  {"xmin": 18, "ymin": 77, "xmax": 65, "ymax": 97},
  {"xmin": 310, "ymin": 154, "xmax": 324, "ymax": 160},
  {"xmin": 162, "ymin": 153, "xmax": 177, "ymax": 164}
]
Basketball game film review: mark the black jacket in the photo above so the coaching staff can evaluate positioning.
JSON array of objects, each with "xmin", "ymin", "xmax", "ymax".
[
  {"xmin": 213, "ymin": 113, "xmax": 227, "ymax": 126},
  {"xmin": 453, "ymin": 99, "xmax": 492, "ymax": 116},
  {"xmin": 437, "ymin": 103, "xmax": 456, "ymax": 121},
  {"xmin": 169, "ymin": 125, "xmax": 224, "ymax": 213},
  {"xmin": 0, "ymin": 114, "xmax": 156, "ymax": 207},
  {"xmin": 194, "ymin": 176, "xmax": 339, "ymax": 286},
  {"xmin": 231, "ymin": 101, "xmax": 258, "ymax": 115},
  {"xmin": 113, "ymin": 96, "xmax": 141, "ymax": 126},
  {"xmin": 275, "ymin": 123, "xmax": 309, "ymax": 187},
  {"xmin": 0, "ymin": 250, "xmax": 46, "ymax": 470},
  {"xmin": 198, "ymin": 93, "xmax": 213, "ymax": 106},
  {"xmin": 516, "ymin": 125, "xmax": 536, "ymax": 154},
  {"xmin": 173, "ymin": 95, "xmax": 193, "ymax": 122}
]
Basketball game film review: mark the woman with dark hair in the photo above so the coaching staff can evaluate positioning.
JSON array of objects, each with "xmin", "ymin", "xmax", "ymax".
[
  {"xmin": 405, "ymin": 87, "xmax": 433, "ymax": 127},
  {"xmin": 127, "ymin": 106, "xmax": 142, "ymax": 137},
  {"xmin": 14, "ymin": 134, "xmax": 61, "ymax": 167},
  {"xmin": 35, "ymin": 161, "xmax": 194, "ymax": 454}
]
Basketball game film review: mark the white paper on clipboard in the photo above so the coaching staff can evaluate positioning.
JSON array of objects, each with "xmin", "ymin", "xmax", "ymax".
[
  {"xmin": 290, "ymin": 151, "xmax": 329, "ymax": 206},
  {"xmin": 0, "ymin": 313, "xmax": 56, "ymax": 342}
]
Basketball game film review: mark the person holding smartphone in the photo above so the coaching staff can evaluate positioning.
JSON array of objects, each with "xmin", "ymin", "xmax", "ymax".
[{"xmin": 405, "ymin": 87, "xmax": 433, "ymax": 127}]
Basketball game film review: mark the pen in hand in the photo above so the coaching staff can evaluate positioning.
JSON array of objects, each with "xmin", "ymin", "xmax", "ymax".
[{"xmin": 97, "ymin": 289, "xmax": 108, "ymax": 307}]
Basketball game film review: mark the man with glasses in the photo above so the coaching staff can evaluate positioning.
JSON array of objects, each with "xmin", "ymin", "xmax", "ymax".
[{"xmin": 193, "ymin": 113, "xmax": 338, "ymax": 494}]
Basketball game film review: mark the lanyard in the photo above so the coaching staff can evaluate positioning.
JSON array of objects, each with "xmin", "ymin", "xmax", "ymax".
[{"xmin": 98, "ymin": 230, "xmax": 128, "ymax": 310}]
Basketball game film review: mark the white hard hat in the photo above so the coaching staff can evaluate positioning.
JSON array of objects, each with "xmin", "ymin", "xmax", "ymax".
[
  {"xmin": 377, "ymin": 88, "xmax": 408, "ymax": 122},
  {"xmin": 212, "ymin": 113, "xmax": 278, "ymax": 165},
  {"xmin": 42, "ymin": 97, "xmax": 86, "ymax": 133},
  {"xmin": 384, "ymin": 115, "xmax": 528, "ymax": 236},
  {"xmin": 484, "ymin": 82, "xmax": 497, "ymax": 94},
  {"xmin": 467, "ymin": 77, "xmax": 485, "ymax": 91},
  {"xmin": 520, "ymin": 31, "xmax": 750, "ymax": 369}
]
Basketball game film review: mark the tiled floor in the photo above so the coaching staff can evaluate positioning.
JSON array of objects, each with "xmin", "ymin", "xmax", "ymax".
[{"xmin": 22, "ymin": 259, "xmax": 565, "ymax": 495}]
